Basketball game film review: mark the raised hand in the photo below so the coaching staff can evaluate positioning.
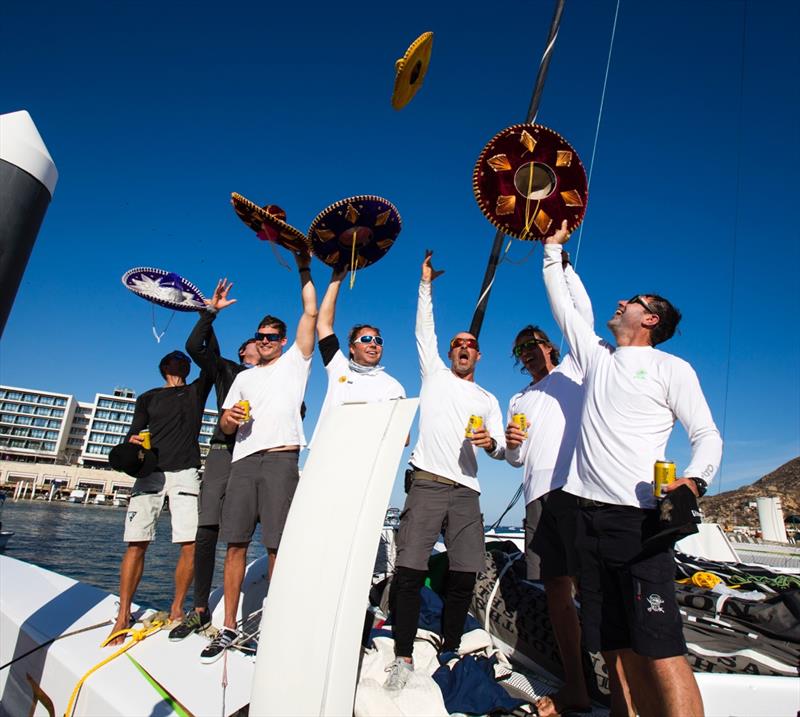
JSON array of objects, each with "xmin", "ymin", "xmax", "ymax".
[
  {"xmin": 544, "ymin": 219, "xmax": 570, "ymax": 245},
  {"xmin": 207, "ymin": 278, "xmax": 237, "ymax": 311},
  {"xmin": 421, "ymin": 250, "xmax": 445, "ymax": 282}
]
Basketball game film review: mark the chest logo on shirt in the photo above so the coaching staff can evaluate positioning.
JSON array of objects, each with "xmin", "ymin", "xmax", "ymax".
[
  {"xmin": 633, "ymin": 369, "xmax": 648, "ymax": 380},
  {"xmin": 338, "ymin": 375, "xmax": 348, "ymax": 383}
]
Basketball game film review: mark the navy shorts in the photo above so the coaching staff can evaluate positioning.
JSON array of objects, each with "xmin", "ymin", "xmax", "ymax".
[
  {"xmin": 525, "ymin": 488, "xmax": 579, "ymax": 581},
  {"xmin": 576, "ymin": 502, "xmax": 686, "ymax": 658}
]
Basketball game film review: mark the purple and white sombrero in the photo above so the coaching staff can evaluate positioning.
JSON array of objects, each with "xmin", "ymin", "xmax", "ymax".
[{"xmin": 121, "ymin": 267, "xmax": 206, "ymax": 312}]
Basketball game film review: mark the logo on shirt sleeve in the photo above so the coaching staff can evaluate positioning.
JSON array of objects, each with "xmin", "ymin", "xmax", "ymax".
[{"xmin": 338, "ymin": 376, "xmax": 348, "ymax": 383}]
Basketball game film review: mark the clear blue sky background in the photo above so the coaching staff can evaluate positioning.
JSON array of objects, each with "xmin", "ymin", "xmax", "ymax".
[{"xmin": 2, "ymin": 0, "xmax": 798, "ymax": 522}]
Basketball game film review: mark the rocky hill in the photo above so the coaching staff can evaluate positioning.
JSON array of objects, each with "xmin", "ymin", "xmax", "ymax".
[{"xmin": 700, "ymin": 456, "xmax": 800, "ymax": 528}]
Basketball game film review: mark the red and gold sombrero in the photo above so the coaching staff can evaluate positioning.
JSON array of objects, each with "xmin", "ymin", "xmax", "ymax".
[
  {"xmin": 308, "ymin": 196, "xmax": 401, "ymax": 272},
  {"xmin": 473, "ymin": 124, "xmax": 588, "ymax": 240},
  {"xmin": 231, "ymin": 193, "xmax": 311, "ymax": 254},
  {"xmin": 391, "ymin": 32, "xmax": 434, "ymax": 110}
]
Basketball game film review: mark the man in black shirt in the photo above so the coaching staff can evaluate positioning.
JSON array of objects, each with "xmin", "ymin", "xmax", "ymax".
[
  {"xmin": 107, "ymin": 350, "xmax": 213, "ymax": 645},
  {"xmin": 168, "ymin": 279, "xmax": 259, "ymax": 641}
]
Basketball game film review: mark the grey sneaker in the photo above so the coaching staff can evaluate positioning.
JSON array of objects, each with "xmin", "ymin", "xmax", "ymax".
[
  {"xmin": 168, "ymin": 610, "xmax": 211, "ymax": 641},
  {"xmin": 384, "ymin": 658, "xmax": 414, "ymax": 690},
  {"xmin": 200, "ymin": 627, "xmax": 238, "ymax": 664}
]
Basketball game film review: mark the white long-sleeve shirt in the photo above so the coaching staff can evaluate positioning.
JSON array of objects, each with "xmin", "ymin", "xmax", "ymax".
[
  {"xmin": 542, "ymin": 244, "xmax": 722, "ymax": 509},
  {"xmin": 505, "ymin": 264, "xmax": 593, "ymax": 504},
  {"xmin": 409, "ymin": 280, "xmax": 505, "ymax": 492}
]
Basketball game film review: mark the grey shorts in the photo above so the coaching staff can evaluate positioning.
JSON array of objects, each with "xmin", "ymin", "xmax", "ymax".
[
  {"xmin": 219, "ymin": 451, "xmax": 299, "ymax": 550},
  {"xmin": 525, "ymin": 488, "xmax": 579, "ymax": 581},
  {"xmin": 395, "ymin": 470, "xmax": 484, "ymax": 573},
  {"xmin": 198, "ymin": 445, "xmax": 233, "ymax": 526}
]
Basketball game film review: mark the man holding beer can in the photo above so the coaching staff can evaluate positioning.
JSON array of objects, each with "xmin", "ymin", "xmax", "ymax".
[
  {"xmin": 503, "ymin": 249, "xmax": 594, "ymax": 716},
  {"xmin": 168, "ymin": 278, "xmax": 260, "ymax": 642},
  {"xmin": 199, "ymin": 250, "xmax": 317, "ymax": 663},
  {"xmin": 542, "ymin": 220, "xmax": 722, "ymax": 717},
  {"xmin": 384, "ymin": 250, "xmax": 506, "ymax": 691},
  {"xmin": 108, "ymin": 349, "xmax": 215, "ymax": 645}
]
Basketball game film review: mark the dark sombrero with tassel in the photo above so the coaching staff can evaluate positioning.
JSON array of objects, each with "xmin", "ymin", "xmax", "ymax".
[
  {"xmin": 391, "ymin": 32, "xmax": 434, "ymax": 110},
  {"xmin": 231, "ymin": 193, "xmax": 311, "ymax": 254},
  {"xmin": 121, "ymin": 267, "xmax": 206, "ymax": 311},
  {"xmin": 308, "ymin": 196, "xmax": 402, "ymax": 270},
  {"xmin": 473, "ymin": 124, "xmax": 588, "ymax": 240}
]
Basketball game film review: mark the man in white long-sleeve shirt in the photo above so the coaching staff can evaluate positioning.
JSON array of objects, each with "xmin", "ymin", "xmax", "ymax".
[
  {"xmin": 542, "ymin": 221, "xmax": 722, "ymax": 717},
  {"xmin": 385, "ymin": 251, "xmax": 506, "ymax": 690},
  {"xmin": 504, "ymin": 250, "xmax": 593, "ymax": 716}
]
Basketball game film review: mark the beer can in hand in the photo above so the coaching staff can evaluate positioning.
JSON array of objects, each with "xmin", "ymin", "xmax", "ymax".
[
  {"xmin": 238, "ymin": 400, "xmax": 251, "ymax": 422},
  {"xmin": 465, "ymin": 415, "xmax": 483, "ymax": 437},
  {"xmin": 512, "ymin": 413, "xmax": 528, "ymax": 438},
  {"xmin": 654, "ymin": 460, "xmax": 676, "ymax": 497},
  {"xmin": 139, "ymin": 430, "xmax": 151, "ymax": 450}
]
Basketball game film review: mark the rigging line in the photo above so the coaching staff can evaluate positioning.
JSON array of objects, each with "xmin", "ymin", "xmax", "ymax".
[
  {"xmin": 572, "ymin": 0, "xmax": 621, "ymax": 271},
  {"xmin": 717, "ymin": 0, "xmax": 748, "ymax": 495}
]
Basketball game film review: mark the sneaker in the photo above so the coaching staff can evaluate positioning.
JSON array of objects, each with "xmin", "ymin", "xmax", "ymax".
[
  {"xmin": 200, "ymin": 627, "xmax": 238, "ymax": 664},
  {"xmin": 169, "ymin": 609, "xmax": 211, "ymax": 642},
  {"xmin": 384, "ymin": 658, "xmax": 414, "ymax": 690}
]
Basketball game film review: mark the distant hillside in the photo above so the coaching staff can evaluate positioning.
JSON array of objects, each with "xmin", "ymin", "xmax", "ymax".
[{"xmin": 700, "ymin": 456, "xmax": 800, "ymax": 528}]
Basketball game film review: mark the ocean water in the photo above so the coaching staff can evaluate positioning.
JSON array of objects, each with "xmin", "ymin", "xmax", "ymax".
[{"xmin": 0, "ymin": 499, "xmax": 266, "ymax": 610}]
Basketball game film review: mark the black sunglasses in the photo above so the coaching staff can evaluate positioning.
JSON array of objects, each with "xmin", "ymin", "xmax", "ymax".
[
  {"xmin": 628, "ymin": 295, "xmax": 658, "ymax": 314},
  {"xmin": 353, "ymin": 335, "xmax": 384, "ymax": 346},
  {"xmin": 254, "ymin": 331, "xmax": 283, "ymax": 343},
  {"xmin": 513, "ymin": 338, "xmax": 549, "ymax": 357}
]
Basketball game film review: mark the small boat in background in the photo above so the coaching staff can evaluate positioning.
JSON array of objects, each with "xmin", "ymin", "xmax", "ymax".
[{"xmin": 0, "ymin": 494, "xmax": 12, "ymax": 550}]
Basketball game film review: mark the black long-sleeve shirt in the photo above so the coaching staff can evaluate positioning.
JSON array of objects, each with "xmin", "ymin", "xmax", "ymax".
[
  {"xmin": 126, "ymin": 372, "xmax": 214, "ymax": 472},
  {"xmin": 185, "ymin": 309, "xmax": 244, "ymax": 447}
]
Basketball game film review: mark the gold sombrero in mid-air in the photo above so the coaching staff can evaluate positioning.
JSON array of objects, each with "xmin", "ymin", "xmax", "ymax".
[{"xmin": 391, "ymin": 32, "xmax": 434, "ymax": 110}]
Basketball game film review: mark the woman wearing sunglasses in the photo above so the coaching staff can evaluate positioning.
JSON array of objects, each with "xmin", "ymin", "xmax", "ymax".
[
  {"xmin": 385, "ymin": 250, "xmax": 506, "ymax": 691},
  {"xmin": 310, "ymin": 266, "xmax": 406, "ymax": 449}
]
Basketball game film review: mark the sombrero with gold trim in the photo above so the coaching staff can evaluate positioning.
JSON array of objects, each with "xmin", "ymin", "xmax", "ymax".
[
  {"xmin": 308, "ymin": 196, "xmax": 402, "ymax": 270},
  {"xmin": 473, "ymin": 124, "xmax": 588, "ymax": 240},
  {"xmin": 391, "ymin": 32, "xmax": 434, "ymax": 110},
  {"xmin": 231, "ymin": 193, "xmax": 310, "ymax": 254}
]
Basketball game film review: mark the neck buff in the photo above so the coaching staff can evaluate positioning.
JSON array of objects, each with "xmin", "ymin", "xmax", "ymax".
[{"xmin": 349, "ymin": 358, "xmax": 385, "ymax": 376}]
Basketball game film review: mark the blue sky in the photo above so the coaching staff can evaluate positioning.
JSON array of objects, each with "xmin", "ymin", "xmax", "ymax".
[{"xmin": 2, "ymin": 0, "xmax": 798, "ymax": 522}]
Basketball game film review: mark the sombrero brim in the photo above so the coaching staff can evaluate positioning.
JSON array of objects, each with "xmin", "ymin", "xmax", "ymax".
[
  {"xmin": 473, "ymin": 123, "xmax": 588, "ymax": 240},
  {"xmin": 308, "ymin": 195, "xmax": 402, "ymax": 270},
  {"xmin": 231, "ymin": 193, "xmax": 310, "ymax": 254},
  {"xmin": 122, "ymin": 267, "xmax": 206, "ymax": 312},
  {"xmin": 392, "ymin": 31, "xmax": 434, "ymax": 110}
]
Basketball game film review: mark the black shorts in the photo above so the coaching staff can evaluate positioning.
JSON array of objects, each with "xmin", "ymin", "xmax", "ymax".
[
  {"xmin": 525, "ymin": 488, "xmax": 579, "ymax": 581},
  {"xmin": 219, "ymin": 451, "xmax": 299, "ymax": 550},
  {"xmin": 197, "ymin": 445, "xmax": 233, "ymax": 526},
  {"xmin": 576, "ymin": 502, "xmax": 686, "ymax": 658}
]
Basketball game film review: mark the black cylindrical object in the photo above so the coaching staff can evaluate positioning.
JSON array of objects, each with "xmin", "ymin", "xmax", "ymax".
[{"xmin": 0, "ymin": 110, "xmax": 58, "ymax": 338}]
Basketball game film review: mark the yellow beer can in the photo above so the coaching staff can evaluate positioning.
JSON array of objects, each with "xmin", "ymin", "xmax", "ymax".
[
  {"xmin": 139, "ymin": 430, "xmax": 151, "ymax": 450},
  {"xmin": 654, "ymin": 460, "xmax": 676, "ymax": 497},
  {"xmin": 465, "ymin": 415, "xmax": 483, "ymax": 437},
  {"xmin": 238, "ymin": 400, "xmax": 251, "ymax": 422},
  {"xmin": 512, "ymin": 413, "xmax": 528, "ymax": 437}
]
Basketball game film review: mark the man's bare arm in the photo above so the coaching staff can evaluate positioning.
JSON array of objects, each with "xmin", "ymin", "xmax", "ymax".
[{"xmin": 294, "ymin": 251, "xmax": 318, "ymax": 358}]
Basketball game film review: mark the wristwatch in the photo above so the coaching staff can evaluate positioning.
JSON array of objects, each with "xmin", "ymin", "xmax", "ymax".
[{"xmin": 688, "ymin": 477, "xmax": 708, "ymax": 497}]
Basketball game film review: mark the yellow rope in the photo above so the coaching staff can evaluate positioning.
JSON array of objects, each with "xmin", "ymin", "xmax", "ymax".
[
  {"xmin": 63, "ymin": 619, "xmax": 166, "ymax": 717},
  {"xmin": 520, "ymin": 163, "xmax": 541, "ymax": 241}
]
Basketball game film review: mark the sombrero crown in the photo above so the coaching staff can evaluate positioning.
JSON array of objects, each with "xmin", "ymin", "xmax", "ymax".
[{"xmin": 473, "ymin": 123, "xmax": 588, "ymax": 240}]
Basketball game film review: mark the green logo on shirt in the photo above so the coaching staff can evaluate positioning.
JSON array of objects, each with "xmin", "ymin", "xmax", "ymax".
[{"xmin": 634, "ymin": 369, "xmax": 648, "ymax": 380}]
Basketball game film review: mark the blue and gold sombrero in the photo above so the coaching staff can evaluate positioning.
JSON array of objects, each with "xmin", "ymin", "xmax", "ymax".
[
  {"xmin": 122, "ymin": 267, "xmax": 206, "ymax": 312},
  {"xmin": 308, "ymin": 196, "xmax": 402, "ymax": 271}
]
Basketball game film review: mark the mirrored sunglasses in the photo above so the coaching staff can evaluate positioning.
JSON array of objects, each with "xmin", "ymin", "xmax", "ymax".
[
  {"xmin": 450, "ymin": 337, "xmax": 479, "ymax": 351},
  {"xmin": 512, "ymin": 338, "xmax": 549, "ymax": 357},
  {"xmin": 354, "ymin": 335, "xmax": 384, "ymax": 346}
]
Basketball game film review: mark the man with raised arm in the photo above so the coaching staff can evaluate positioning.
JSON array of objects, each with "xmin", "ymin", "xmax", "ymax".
[
  {"xmin": 198, "ymin": 252, "xmax": 317, "ymax": 664},
  {"xmin": 504, "ymin": 249, "xmax": 593, "ymax": 717},
  {"xmin": 542, "ymin": 220, "xmax": 722, "ymax": 717},
  {"xmin": 311, "ymin": 266, "xmax": 405, "ymax": 445},
  {"xmin": 168, "ymin": 279, "xmax": 260, "ymax": 641},
  {"xmin": 385, "ymin": 251, "xmax": 506, "ymax": 691}
]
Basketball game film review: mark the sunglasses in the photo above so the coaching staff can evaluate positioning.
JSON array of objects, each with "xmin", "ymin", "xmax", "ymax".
[
  {"xmin": 254, "ymin": 331, "xmax": 283, "ymax": 343},
  {"xmin": 450, "ymin": 337, "xmax": 479, "ymax": 351},
  {"xmin": 627, "ymin": 295, "xmax": 658, "ymax": 314},
  {"xmin": 353, "ymin": 335, "xmax": 384, "ymax": 346},
  {"xmin": 512, "ymin": 338, "xmax": 549, "ymax": 357}
]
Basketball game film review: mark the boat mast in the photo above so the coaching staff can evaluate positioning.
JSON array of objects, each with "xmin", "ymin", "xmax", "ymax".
[{"xmin": 469, "ymin": 0, "xmax": 566, "ymax": 338}]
